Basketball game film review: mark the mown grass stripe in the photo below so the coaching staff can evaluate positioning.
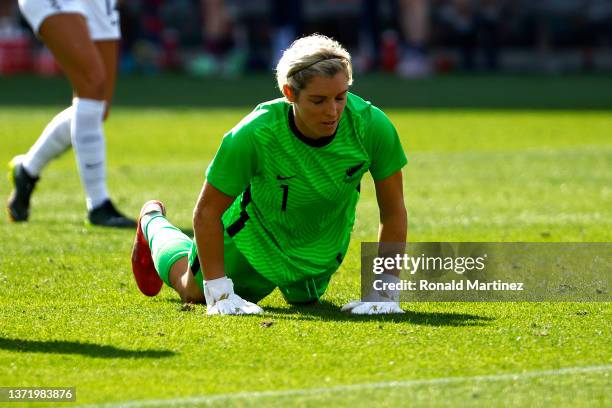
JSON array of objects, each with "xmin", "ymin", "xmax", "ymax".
[{"xmin": 78, "ymin": 365, "xmax": 612, "ymax": 408}]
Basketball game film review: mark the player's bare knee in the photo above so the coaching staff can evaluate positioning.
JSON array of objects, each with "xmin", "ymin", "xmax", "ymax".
[
  {"xmin": 175, "ymin": 276, "xmax": 203, "ymax": 303},
  {"xmin": 173, "ymin": 278, "xmax": 192, "ymax": 302},
  {"xmin": 76, "ymin": 67, "xmax": 106, "ymax": 100},
  {"xmin": 89, "ymin": 70, "xmax": 106, "ymax": 99}
]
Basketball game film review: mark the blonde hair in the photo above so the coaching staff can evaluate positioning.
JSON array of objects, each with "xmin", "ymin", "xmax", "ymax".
[{"xmin": 275, "ymin": 34, "xmax": 353, "ymax": 96}]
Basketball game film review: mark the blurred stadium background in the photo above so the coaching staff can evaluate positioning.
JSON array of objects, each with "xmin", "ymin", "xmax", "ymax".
[{"xmin": 1, "ymin": 0, "xmax": 612, "ymax": 78}]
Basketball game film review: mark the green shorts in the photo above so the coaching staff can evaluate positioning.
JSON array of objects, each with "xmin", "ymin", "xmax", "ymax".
[{"xmin": 188, "ymin": 232, "xmax": 333, "ymax": 304}]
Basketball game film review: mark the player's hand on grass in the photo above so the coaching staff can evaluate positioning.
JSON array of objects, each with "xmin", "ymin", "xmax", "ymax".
[
  {"xmin": 341, "ymin": 300, "xmax": 404, "ymax": 315},
  {"xmin": 204, "ymin": 276, "xmax": 263, "ymax": 315},
  {"xmin": 208, "ymin": 293, "xmax": 263, "ymax": 315},
  {"xmin": 341, "ymin": 273, "xmax": 404, "ymax": 315}
]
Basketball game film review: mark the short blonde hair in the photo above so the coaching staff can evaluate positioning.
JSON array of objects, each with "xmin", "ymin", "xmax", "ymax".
[{"xmin": 275, "ymin": 34, "xmax": 353, "ymax": 96}]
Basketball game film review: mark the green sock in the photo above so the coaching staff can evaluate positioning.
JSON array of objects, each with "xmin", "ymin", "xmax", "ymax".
[{"xmin": 142, "ymin": 213, "xmax": 192, "ymax": 287}]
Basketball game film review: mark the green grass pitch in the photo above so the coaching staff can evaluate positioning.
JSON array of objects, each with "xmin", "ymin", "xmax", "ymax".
[{"xmin": 0, "ymin": 75, "xmax": 610, "ymax": 407}]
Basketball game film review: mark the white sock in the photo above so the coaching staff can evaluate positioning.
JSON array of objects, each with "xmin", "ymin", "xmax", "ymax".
[
  {"xmin": 71, "ymin": 98, "xmax": 109, "ymax": 210},
  {"xmin": 22, "ymin": 106, "xmax": 73, "ymax": 177}
]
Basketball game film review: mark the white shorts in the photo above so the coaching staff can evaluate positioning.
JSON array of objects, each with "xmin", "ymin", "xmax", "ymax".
[{"xmin": 18, "ymin": 0, "xmax": 120, "ymax": 41}]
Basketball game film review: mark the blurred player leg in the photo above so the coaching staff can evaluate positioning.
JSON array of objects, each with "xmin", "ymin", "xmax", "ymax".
[
  {"xmin": 11, "ymin": 28, "xmax": 121, "ymax": 223},
  {"xmin": 38, "ymin": 15, "xmax": 109, "ymax": 212},
  {"xmin": 8, "ymin": 11, "xmax": 104, "ymax": 223},
  {"xmin": 42, "ymin": 16, "xmax": 133, "ymax": 226},
  {"xmin": 9, "ymin": 0, "xmax": 134, "ymax": 226}
]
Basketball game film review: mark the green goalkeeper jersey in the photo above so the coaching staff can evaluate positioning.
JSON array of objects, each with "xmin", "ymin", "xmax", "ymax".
[{"xmin": 205, "ymin": 92, "xmax": 407, "ymax": 286}]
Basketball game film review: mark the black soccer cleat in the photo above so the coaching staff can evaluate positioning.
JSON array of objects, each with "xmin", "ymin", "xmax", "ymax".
[
  {"xmin": 88, "ymin": 199, "xmax": 137, "ymax": 228},
  {"xmin": 7, "ymin": 155, "xmax": 39, "ymax": 222}
]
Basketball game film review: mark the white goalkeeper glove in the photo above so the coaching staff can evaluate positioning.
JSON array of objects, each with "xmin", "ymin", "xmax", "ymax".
[
  {"xmin": 204, "ymin": 276, "xmax": 263, "ymax": 315},
  {"xmin": 341, "ymin": 273, "xmax": 404, "ymax": 315}
]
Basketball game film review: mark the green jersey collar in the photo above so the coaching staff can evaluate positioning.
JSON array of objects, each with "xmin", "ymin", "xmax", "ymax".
[{"xmin": 288, "ymin": 108, "xmax": 338, "ymax": 148}]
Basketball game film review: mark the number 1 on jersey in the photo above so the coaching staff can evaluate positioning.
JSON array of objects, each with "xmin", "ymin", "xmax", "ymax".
[{"xmin": 280, "ymin": 185, "xmax": 289, "ymax": 211}]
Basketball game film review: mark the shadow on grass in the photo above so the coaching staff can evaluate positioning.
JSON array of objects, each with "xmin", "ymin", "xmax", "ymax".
[
  {"xmin": 156, "ymin": 297, "xmax": 493, "ymax": 326},
  {"xmin": 0, "ymin": 337, "xmax": 175, "ymax": 359},
  {"xmin": 265, "ymin": 300, "xmax": 493, "ymax": 326}
]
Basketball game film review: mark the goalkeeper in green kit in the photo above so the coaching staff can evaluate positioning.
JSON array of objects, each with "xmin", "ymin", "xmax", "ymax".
[{"xmin": 130, "ymin": 34, "xmax": 408, "ymax": 315}]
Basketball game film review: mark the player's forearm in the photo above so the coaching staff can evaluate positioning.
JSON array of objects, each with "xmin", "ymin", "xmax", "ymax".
[
  {"xmin": 378, "ymin": 209, "xmax": 407, "ymax": 277},
  {"xmin": 193, "ymin": 210, "xmax": 226, "ymax": 281},
  {"xmin": 378, "ymin": 208, "xmax": 407, "ymax": 243}
]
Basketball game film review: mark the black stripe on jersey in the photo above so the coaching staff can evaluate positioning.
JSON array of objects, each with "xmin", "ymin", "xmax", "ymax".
[
  {"xmin": 288, "ymin": 108, "xmax": 337, "ymax": 148},
  {"xmin": 190, "ymin": 256, "xmax": 200, "ymax": 275},
  {"xmin": 227, "ymin": 211, "xmax": 249, "ymax": 237},
  {"xmin": 346, "ymin": 161, "xmax": 366, "ymax": 177},
  {"xmin": 226, "ymin": 185, "xmax": 252, "ymax": 237}
]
